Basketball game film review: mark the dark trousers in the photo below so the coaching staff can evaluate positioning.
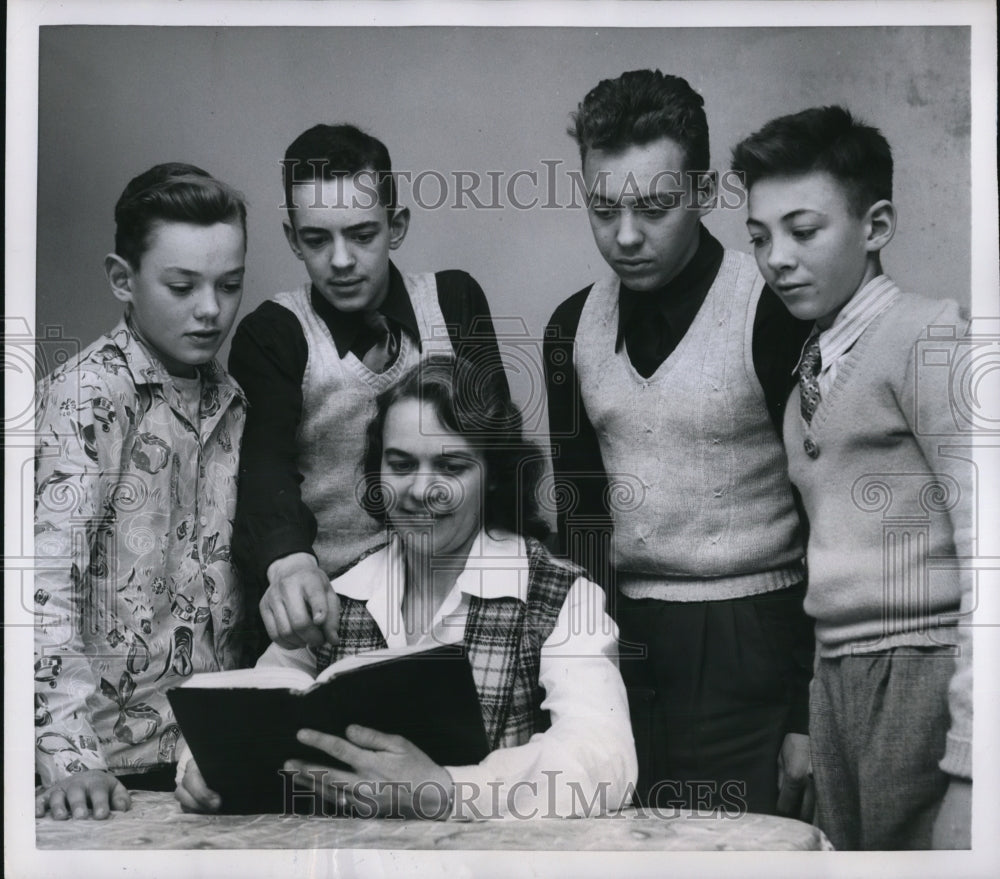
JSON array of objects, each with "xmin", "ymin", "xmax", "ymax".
[{"xmin": 617, "ymin": 582, "xmax": 813, "ymax": 815}]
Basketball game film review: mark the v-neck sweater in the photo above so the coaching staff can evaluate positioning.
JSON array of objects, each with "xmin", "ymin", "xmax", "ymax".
[
  {"xmin": 271, "ymin": 273, "xmax": 453, "ymax": 575},
  {"xmin": 574, "ymin": 249, "xmax": 804, "ymax": 599}
]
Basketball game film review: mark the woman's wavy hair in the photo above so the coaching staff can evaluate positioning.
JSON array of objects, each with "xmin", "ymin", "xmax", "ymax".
[{"xmin": 358, "ymin": 355, "xmax": 549, "ymax": 541}]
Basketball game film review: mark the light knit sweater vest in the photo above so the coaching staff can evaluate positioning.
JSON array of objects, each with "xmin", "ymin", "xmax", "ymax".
[
  {"xmin": 576, "ymin": 250, "xmax": 804, "ymax": 601},
  {"xmin": 784, "ymin": 294, "xmax": 970, "ymax": 657},
  {"xmin": 273, "ymin": 276, "xmax": 453, "ymax": 576}
]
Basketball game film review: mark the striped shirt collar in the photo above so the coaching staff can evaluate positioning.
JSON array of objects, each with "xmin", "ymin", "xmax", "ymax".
[{"xmin": 794, "ymin": 274, "xmax": 901, "ymax": 376}]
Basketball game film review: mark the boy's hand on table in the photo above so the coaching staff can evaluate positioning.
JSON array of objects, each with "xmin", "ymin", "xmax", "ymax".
[
  {"xmin": 932, "ymin": 778, "xmax": 971, "ymax": 849},
  {"xmin": 285, "ymin": 725, "xmax": 453, "ymax": 819},
  {"xmin": 36, "ymin": 769, "xmax": 131, "ymax": 820},
  {"xmin": 174, "ymin": 756, "xmax": 223, "ymax": 814},
  {"xmin": 776, "ymin": 732, "xmax": 814, "ymax": 821},
  {"xmin": 262, "ymin": 552, "xmax": 340, "ymax": 649}
]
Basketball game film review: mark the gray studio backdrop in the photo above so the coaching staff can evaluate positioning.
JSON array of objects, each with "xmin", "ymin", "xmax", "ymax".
[{"xmin": 36, "ymin": 26, "xmax": 970, "ymax": 431}]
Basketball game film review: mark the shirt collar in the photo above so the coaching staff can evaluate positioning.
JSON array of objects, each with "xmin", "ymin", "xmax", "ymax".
[
  {"xmin": 333, "ymin": 529, "xmax": 530, "ymax": 617},
  {"xmin": 108, "ymin": 316, "xmax": 245, "ymax": 400},
  {"xmin": 310, "ymin": 261, "xmax": 420, "ymax": 359},
  {"xmin": 792, "ymin": 274, "xmax": 901, "ymax": 376},
  {"xmin": 453, "ymin": 530, "xmax": 531, "ymax": 599},
  {"xmin": 615, "ymin": 224, "xmax": 724, "ymax": 352}
]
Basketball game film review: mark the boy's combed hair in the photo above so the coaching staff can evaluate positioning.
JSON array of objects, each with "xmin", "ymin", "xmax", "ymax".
[
  {"xmin": 282, "ymin": 123, "xmax": 396, "ymax": 215},
  {"xmin": 360, "ymin": 355, "xmax": 550, "ymax": 541},
  {"xmin": 569, "ymin": 69, "xmax": 710, "ymax": 173},
  {"xmin": 731, "ymin": 105, "xmax": 893, "ymax": 215},
  {"xmin": 114, "ymin": 162, "xmax": 248, "ymax": 268}
]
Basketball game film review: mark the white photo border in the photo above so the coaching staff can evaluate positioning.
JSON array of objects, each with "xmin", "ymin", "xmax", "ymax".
[{"xmin": 6, "ymin": 2, "xmax": 998, "ymax": 878}]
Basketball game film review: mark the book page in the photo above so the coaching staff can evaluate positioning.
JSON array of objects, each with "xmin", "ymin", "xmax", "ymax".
[
  {"xmin": 178, "ymin": 666, "xmax": 315, "ymax": 692},
  {"xmin": 314, "ymin": 641, "xmax": 443, "ymax": 685}
]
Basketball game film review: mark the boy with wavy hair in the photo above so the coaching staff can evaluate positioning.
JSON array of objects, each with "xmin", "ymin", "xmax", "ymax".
[{"xmin": 544, "ymin": 70, "xmax": 815, "ymax": 816}]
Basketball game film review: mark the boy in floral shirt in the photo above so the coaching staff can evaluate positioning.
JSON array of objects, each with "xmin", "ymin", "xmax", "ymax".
[{"xmin": 34, "ymin": 163, "xmax": 249, "ymax": 819}]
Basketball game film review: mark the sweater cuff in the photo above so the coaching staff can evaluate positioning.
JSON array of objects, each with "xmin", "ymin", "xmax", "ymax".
[
  {"xmin": 939, "ymin": 732, "xmax": 972, "ymax": 780},
  {"xmin": 259, "ymin": 529, "xmax": 318, "ymax": 579},
  {"xmin": 785, "ymin": 689, "xmax": 810, "ymax": 736}
]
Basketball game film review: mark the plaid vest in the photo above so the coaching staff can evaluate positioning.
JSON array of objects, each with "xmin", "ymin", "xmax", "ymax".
[{"xmin": 315, "ymin": 537, "xmax": 581, "ymax": 751}]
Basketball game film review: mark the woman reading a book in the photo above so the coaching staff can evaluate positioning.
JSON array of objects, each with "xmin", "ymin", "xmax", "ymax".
[{"xmin": 175, "ymin": 355, "xmax": 637, "ymax": 818}]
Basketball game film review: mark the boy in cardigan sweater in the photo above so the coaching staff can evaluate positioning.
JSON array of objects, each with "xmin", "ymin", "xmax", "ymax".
[{"xmin": 733, "ymin": 105, "xmax": 973, "ymax": 849}]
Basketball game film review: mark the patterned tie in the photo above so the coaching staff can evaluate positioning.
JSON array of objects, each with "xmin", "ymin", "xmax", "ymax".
[
  {"xmin": 361, "ymin": 311, "xmax": 399, "ymax": 374},
  {"xmin": 798, "ymin": 335, "xmax": 823, "ymax": 424}
]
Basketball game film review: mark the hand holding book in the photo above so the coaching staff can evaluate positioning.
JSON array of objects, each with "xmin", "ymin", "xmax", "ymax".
[
  {"xmin": 176, "ymin": 722, "xmax": 454, "ymax": 819},
  {"xmin": 175, "ymin": 753, "xmax": 221, "ymax": 813},
  {"xmin": 167, "ymin": 643, "xmax": 488, "ymax": 814},
  {"xmin": 285, "ymin": 725, "xmax": 454, "ymax": 818}
]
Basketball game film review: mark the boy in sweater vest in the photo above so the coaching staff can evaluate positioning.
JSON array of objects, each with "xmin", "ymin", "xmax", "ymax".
[
  {"xmin": 733, "ymin": 105, "xmax": 973, "ymax": 849},
  {"xmin": 544, "ymin": 69, "xmax": 815, "ymax": 816},
  {"xmin": 229, "ymin": 124, "xmax": 507, "ymax": 657}
]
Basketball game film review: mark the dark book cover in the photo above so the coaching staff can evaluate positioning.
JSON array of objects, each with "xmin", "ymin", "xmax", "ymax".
[{"xmin": 167, "ymin": 643, "xmax": 490, "ymax": 814}]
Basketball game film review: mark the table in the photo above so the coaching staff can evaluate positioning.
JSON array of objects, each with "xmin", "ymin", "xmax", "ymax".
[{"xmin": 36, "ymin": 791, "xmax": 832, "ymax": 850}]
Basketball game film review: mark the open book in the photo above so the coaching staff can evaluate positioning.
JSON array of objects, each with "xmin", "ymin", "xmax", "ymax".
[{"xmin": 167, "ymin": 642, "xmax": 490, "ymax": 814}]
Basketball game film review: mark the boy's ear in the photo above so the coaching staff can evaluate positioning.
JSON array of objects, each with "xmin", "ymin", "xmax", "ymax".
[
  {"xmin": 387, "ymin": 206, "xmax": 410, "ymax": 251},
  {"xmin": 104, "ymin": 254, "xmax": 135, "ymax": 305},
  {"xmin": 865, "ymin": 199, "xmax": 896, "ymax": 253},
  {"xmin": 282, "ymin": 219, "xmax": 304, "ymax": 261}
]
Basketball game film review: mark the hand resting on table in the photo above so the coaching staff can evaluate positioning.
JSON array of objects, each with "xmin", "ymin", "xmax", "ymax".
[{"xmin": 36, "ymin": 768, "xmax": 131, "ymax": 820}]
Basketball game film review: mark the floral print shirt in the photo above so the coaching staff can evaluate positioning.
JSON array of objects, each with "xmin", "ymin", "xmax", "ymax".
[{"xmin": 34, "ymin": 319, "xmax": 247, "ymax": 784}]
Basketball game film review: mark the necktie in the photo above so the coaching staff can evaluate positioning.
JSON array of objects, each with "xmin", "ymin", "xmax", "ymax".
[
  {"xmin": 361, "ymin": 311, "xmax": 399, "ymax": 374},
  {"xmin": 799, "ymin": 335, "xmax": 823, "ymax": 424}
]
